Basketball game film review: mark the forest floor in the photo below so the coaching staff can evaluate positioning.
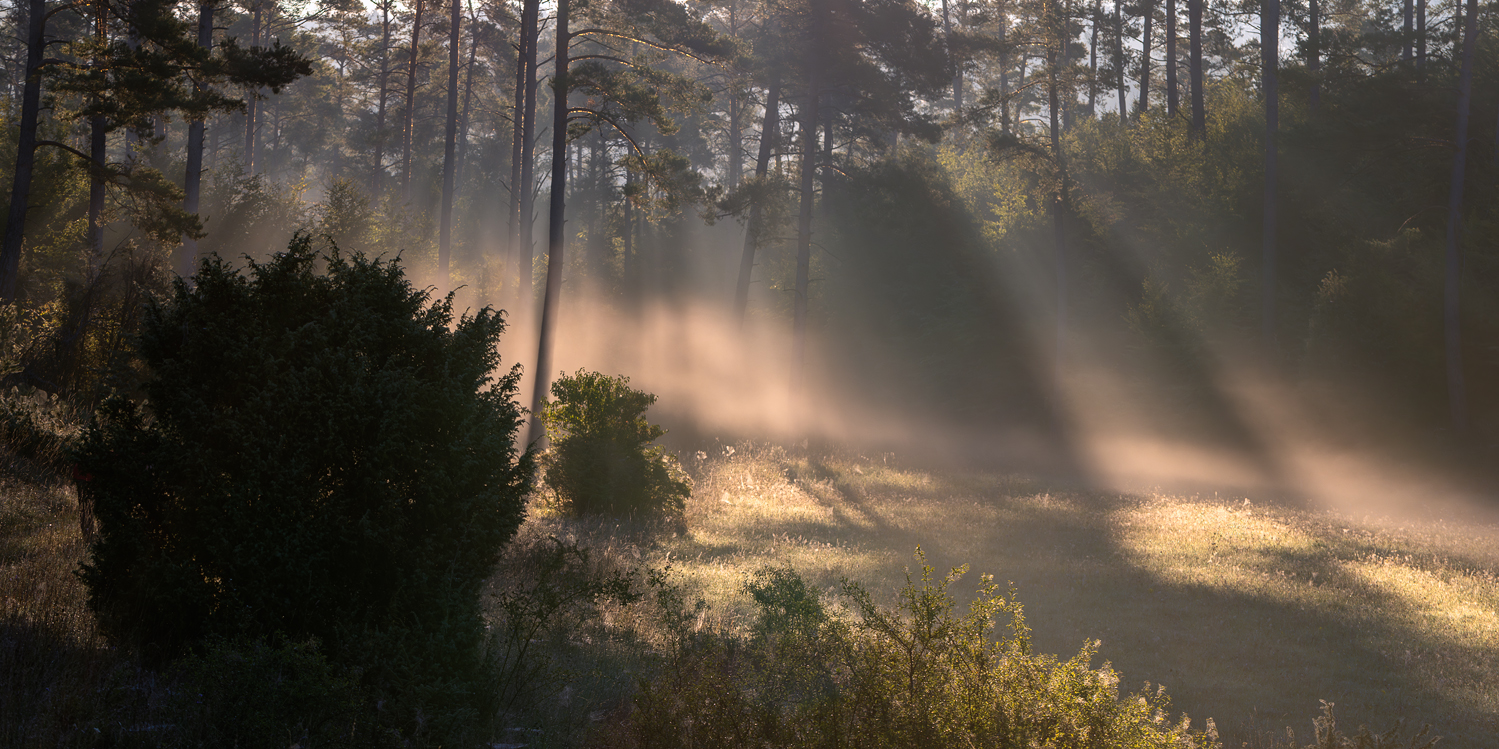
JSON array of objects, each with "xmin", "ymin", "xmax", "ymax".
[
  {"xmin": 5, "ymin": 442, "xmax": 1498, "ymax": 747},
  {"xmin": 578, "ymin": 442, "xmax": 1499, "ymax": 747}
]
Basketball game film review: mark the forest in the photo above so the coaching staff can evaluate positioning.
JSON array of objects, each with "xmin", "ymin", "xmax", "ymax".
[{"xmin": 3, "ymin": 0, "xmax": 1499, "ymax": 745}]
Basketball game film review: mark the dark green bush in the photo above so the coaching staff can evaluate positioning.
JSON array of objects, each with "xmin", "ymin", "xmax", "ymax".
[
  {"xmin": 75, "ymin": 237, "xmax": 534, "ymax": 742},
  {"xmin": 540, "ymin": 369, "xmax": 690, "ymax": 519}
]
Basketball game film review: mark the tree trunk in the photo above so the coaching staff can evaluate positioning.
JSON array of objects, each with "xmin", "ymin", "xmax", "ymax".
[
  {"xmin": 1261, "ymin": 0, "xmax": 1278, "ymax": 346},
  {"xmin": 1138, "ymin": 0, "xmax": 1153, "ymax": 115},
  {"xmin": 1088, "ymin": 0, "xmax": 1100, "ymax": 115},
  {"xmin": 528, "ymin": 0, "xmax": 569, "ymax": 446},
  {"xmin": 1443, "ymin": 0, "xmax": 1477, "ymax": 431},
  {"xmin": 1166, "ymin": 0, "xmax": 1177, "ymax": 116},
  {"xmin": 793, "ymin": 43, "xmax": 823, "ymax": 387},
  {"xmin": 1000, "ymin": 6, "xmax": 1011, "ymax": 130},
  {"xmin": 0, "ymin": 0, "xmax": 46, "ymax": 301},
  {"xmin": 1189, "ymin": 0, "xmax": 1203, "ymax": 137},
  {"xmin": 1308, "ymin": 0, "xmax": 1319, "ymax": 109},
  {"xmin": 181, "ymin": 0, "xmax": 213, "ymax": 279},
  {"xmin": 1116, "ymin": 0, "xmax": 1126, "ymax": 123},
  {"xmin": 734, "ymin": 80, "xmax": 780, "ymax": 325},
  {"xmin": 438, "ymin": 0, "xmax": 460, "ymax": 289},
  {"xmin": 454, "ymin": 6, "xmax": 477, "ymax": 191},
  {"xmin": 1403, "ymin": 0, "xmax": 1413, "ymax": 62},
  {"xmin": 245, "ymin": 3, "xmax": 261, "ymax": 174},
  {"xmin": 516, "ymin": 0, "xmax": 540, "ymax": 311},
  {"xmin": 1416, "ymin": 0, "xmax": 1425, "ymax": 70},
  {"xmin": 87, "ymin": 0, "xmax": 106, "ymax": 265},
  {"xmin": 401, "ymin": 0, "xmax": 425, "ymax": 202},
  {"xmin": 373, "ymin": 0, "xmax": 393, "ymax": 195},
  {"xmin": 1049, "ymin": 0, "xmax": 1067, "ymax": 364}
]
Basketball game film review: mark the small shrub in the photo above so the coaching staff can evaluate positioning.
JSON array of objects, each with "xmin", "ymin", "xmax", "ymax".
[
  {"xmin": 540, "ymin": 369, "xmax": 690, "ymax": 519},
  {"xmin": 595, "ymin": 550, "xmax": 1220, "ymax": 749}
]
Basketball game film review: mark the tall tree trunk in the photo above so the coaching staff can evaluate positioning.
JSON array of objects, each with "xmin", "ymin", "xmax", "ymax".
[
  {"xmin": 1261, "ymin": 0, "xmax": 1278, "ymax": 346},
  {"xmin": 1000, "ymin": 5, "xmax": 1011, "ymax": 130},
  {"xmin": 1403, "ymin": 0, "xmax": 1413, "ymax": 62},
  {"xmin": 454, "ymin": 6, "xmax": 477, "ymax": 191},
  {"xmin": 401, "ymin": 0, "xmax": 425, "ymax": 202},
  {"xmin": 506, "ymin": 0, "xmax": 529, "ymax": 274},
  {"xmin": 1308, "ymin": 0, "xmax": 1319, "ymax": 109},
  {"xmin": 528, "ymin": 0, "xmax": 569, "ymax": 446},
  {"xmin": 373, "ymin": 0, "xmax": 393, "ymax": 195},
  {"xmin": 0, "ymin": 0, "xmax": 46, "ymax": 302},
  {"xmin": 793, "ymin": 41, "xmax": 823, "ymax": 388},
  {"xmin": 516, "ymin": 0, "xmax": 540, "ymax": 311},
  {"xmin": 1416, "ymin": 0, "xmax": 1425, "ymax": 70},
  {"xmin": 1116, "ymin": 0, "xmax": 1126, "ymax": 124},
  {"xmin": 1049, "ymin": 0, "xmax": 1067, "ymax": 364},
  {"xmin": 734, "ymin": 80, "xmax": 780, "ymax": 326},
  {"xmin": 1138, "ymin": 0, "xmax": 1153, "ymax": 115},
  {"xmin": 87, "ymin": 0, "xmax": 106, "ymax": 265},
  {"xmin": 181, "ymin": 0, "xmax": 213, "ymax": 278},
  {"xmin": 1189, "ymin": 0, "xmax": 1203, "ymax": 137},
  {"xmin": 245, "ymin": 2, "xmax": 261, "ymax": 174},
  {"xmin": 1166, "ymin": 0, "xmax": 1177, "ymax": 116},
  {"xmin": 437, "ymin": 0, "xmax": 460, "ymax": 289},
  {"xmin": 1088, "ymin": 0, "xmax": 1100, "ymax": 115},
  {"xmin": 1443, "ymin": 0, "xmax": 1477, "ymax": 431}
]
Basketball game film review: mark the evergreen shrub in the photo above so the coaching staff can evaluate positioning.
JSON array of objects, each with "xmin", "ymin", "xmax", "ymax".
[
  {"xmin": 75, "ymin": 237, "xmax": 534, "ymax": 740},
  {"xmin": 540, "ymin": 369, "xmax": 690, "ymax": 519}
]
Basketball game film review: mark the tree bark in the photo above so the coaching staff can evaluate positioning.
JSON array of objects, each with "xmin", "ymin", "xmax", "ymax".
[
  {"xmin": 528, "ymin": 0, "xmax": 569, "ymax": 446},
  {"xmin": 793, "ymin": 40, "xmax": 823, "ymax": 388},
  {"xmin": 733, "ymin": 80, "xmax": 780, "ymax": 325},
  {"xmin": 1416, "ymin": 0, "xmax": 1425, "ymax": 70},
  {"xmin": 1088, "ymin": 0, "xmax": 1100, "ymax": 115},
  {"xmin": 454, "ymin": 6, "xmax": 477, "ymax": 191},
  {"xmin": 1049, "ymin": 0, "xmax": 1067, "ymax": 364},
  {"xmin": 1138, "ymin": 0, "xmax": 1153, "ymax": 116},
  {"xmin": 181, "ymin": 0, "xmax": 214, "ymax": 278},
  {"xmin": 87, "ymin": 0, "xmax": 107, "ymax": 264},
  {"xmin": 1261, "ymin": 0, "xmax": 1278, "ymax": 346},
  {"xmin": 0, "ymin": 0, "xmax": 46, "ymax": 302},
  {"xmin": 1166, "ymin": 0, "xmax": 1177, "ymax": 116},
  {"xmin": 401, "ymin": 0, "xmax": 425, "ymax": 202},
  {"xmin": 1189, "ymin": 0, "xmax": 1203, "ymax": 137},
  {"xmin": 245, "ymin": 2, "xmax": 261, "ymax": 174},
  {"xmin": 1402, "ymin": 0, "xmax": 1412, "ymax": 62},
  {"xmin": 515, "ymin": 0, "xmax": 539, "ymax": 311},
  {"xmin": 1443, "ymin": 0, "xmax": 1477, "ymax": 431},
  {"xmin": 373, "ymin": 0, "xmax": 393, "ymax": 195},
  {"xmin": 1116, "ymin": 0, "xmax": 1126, "ymax": 124},
  {"xmin": 438, "ymin": 0, "xmax": 460, "ymax": 289},
  {"xmin": 1308, "ymin": 0, "xmax": 1319, "ymax": 109}
]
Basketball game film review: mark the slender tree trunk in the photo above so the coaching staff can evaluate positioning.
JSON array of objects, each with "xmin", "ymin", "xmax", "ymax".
[
  {"xmin": 1049, "ymin": 0, "xmax": 1067, "ymax": 364},
  {"xmin": 1403, "ymin": 0, "xmax": 1413, "ymax": 62},
  {"xmin": 401, "ymin": 0, "xmax": 425, "ymax": 202},
  {"xmin": 1261, "ymin": 0, "xmax": 1278, "ymax": 346},
  {"xmin": 1308, "ymin": 0, "xmax": 1319, "ymax": 109},
  {"xmin": 1443, "ymin": 0, "xmax": 1477, "ymax": 431},
  {"xmin": 437, "ymin": 0, "xmax": 460, "ymax": 289},
  {"xmin": 373, "ymin": 0, "xmax": 393, "ymax": 195},
  {"xmin": 1166, "ymin": 0, "xmax": 1177, "ymax": 116},
  {"xmin": 1139, "ymin": 0, "xmax": 1153, "ymax": 115},
  {"xmin": 507, "ymin": 0, "xmax": 529, "ymax": 270},
  {"xmin": 528, "ymin": 0, "xmax": 569, "ymax": 446},
  {"xmin": 1189, "ymin": 0, "xmax": 1204, "ymax": 137},
  {"xmin": 1116, "ymin": 0, "xmax": 1126, "ymax": 123},
  {"xmin": 245, "ymin": 3, "xmax": 261, "ymax": 174},
  {"xmin": 181, "ymin": 0, "xmax": 213, "ymax": 278},
  {"xmin": 1416, "ymin": 0, "xmax": 1425, "ymax": 70},
  {"xmin": 734, "ymin": 80, "xmax": 780, "ymax": 326},
  {"xmin": 517, "ymin": 0, "xmax": 540, "ymax": 310},
  {"xmin": 1088, "ymin": 0, "xmax": 1100, "ymax": 115},
  {"xmin": 1000, "ymin": 6, "xmax": 1011, "ymax": 130},
  {"xmin": 793, "ymin": 41, "xmax": 823, "ymax": 388},
  {"xmin": 87, "ymin": 0, "xmax": 106, "ymax": 265},
  {"xmin": 728, "ymin": 93, "xmax": 743, "ymax": 189},
  {"xmin": 454, "ymin": 7, "xmax": 477, "ymax": 190},
  {"xmin": 0, "ymin": 0, "xmax": 46, "ymax": 302}
]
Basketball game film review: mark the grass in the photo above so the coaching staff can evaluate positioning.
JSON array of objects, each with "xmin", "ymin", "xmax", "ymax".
[{"xmin": 4, "ymin": 437, "xmax": 1496, "ymax": 747}]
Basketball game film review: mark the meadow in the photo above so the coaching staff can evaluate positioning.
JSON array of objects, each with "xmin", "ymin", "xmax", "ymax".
[{"xmin": 4, "ymin": 439, "xmax": 1496, "ymax": 746}]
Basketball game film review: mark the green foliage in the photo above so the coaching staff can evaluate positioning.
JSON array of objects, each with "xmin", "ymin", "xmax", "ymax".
[
  {"xmin": 165, "ymin": 637, "xmax": 363, "ymax": 749},
  {"xmin": 599, "ymin": 550, "xmax": 1218, "ymax": 749},
  {"xmin": 75, "ymin": 236, "xmax": 534, "ymax": 742},
  {"xmin": 541, "ymin": 369, "xmax": 690, "ymax": 519}
]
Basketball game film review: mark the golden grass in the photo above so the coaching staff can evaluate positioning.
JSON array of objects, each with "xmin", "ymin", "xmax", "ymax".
[{"xmin": 630, "ymin": 444, "xmax": 1499, "ymax": 747}]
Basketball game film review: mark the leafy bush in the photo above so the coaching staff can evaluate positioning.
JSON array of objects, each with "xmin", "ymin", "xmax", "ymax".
[
  {"xmin": 75, "ymin": 237, "xmax": 534, "ymax": 741},
  {"xmin": 540, "ymin": 369, "xmax": 690, "ymax": 519},
  {"xmin": 595, "ymin": 550, "xmax": 1219, "ymax": 749}
]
